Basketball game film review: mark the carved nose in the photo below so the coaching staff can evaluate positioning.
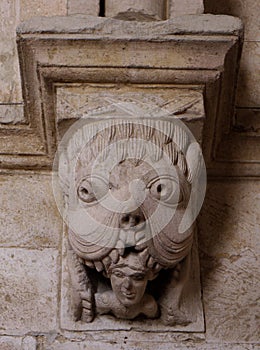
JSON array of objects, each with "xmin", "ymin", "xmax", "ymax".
[
  {"xmin": 123, "ymin": 277, "xmax": 132, "ymax": 290},
  {"xmin": 120, "ymin": 209, "xmax": 145, "ymax": 230}
]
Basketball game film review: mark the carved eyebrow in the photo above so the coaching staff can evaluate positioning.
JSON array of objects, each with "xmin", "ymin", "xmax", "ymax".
[
  {"xmin": 143, "ymin": 172, "xmax": 179, "ymax": 187},
  {"xmin": 129, "ymin": 272, "xmax": 146, "ymax": 278},
  {"xmin": 111, "ymin": 266, "xmax": 147, "ymax": 273}
]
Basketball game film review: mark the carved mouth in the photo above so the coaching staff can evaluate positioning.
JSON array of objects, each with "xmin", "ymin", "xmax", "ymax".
[{"xmin": 121, "ymin": 291, "xmax": 136, "ymax": 299}]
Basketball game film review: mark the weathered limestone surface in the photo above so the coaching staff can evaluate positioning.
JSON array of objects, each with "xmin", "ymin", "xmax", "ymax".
[
  {"xmin": 106, "ymin": 0, "xmax": 166, "ymax": 20},
  {"xmin": 22, "ymin": 336, "xmax": 37, "ymax": 350},
  {"xmin": 0, "ymin": 175, "xmax": 62, "ymax": 248},
  {"xmin": 56, "ymin": 85, "xmax": 204, "ymax": 142},
  {"xmin": 20, "ymin": 0, "xmax": 67, "ymax": 21},
  {"xmin": 0, "ymin": 0, "xmax": 67, "ymax": 104},
  {"xmin": 68, "ymin": 0, "xmax": 99, "ymax": 16},
  {"xmin": 0, "ymin": 336, "xmax": 22, "ymax": 350},
  {"xmin": 0, "ymin": 336, "xmax": 36, "ymax": 350},
  {"xmin": 0, "ymin": 0, "xmax": 22, "ymax": 103},
  {"xmin": 0, "ymin": 248, "xmax": 59, "ymax": 334},
  {"xmin": 168, "ymin": 0, "xmax": 204, "ymax": 17},
  {"xmin": 0, "ymin": 104, "xmax": 25, "ymax": 124},
  {"xmin": 235, "ymin": 109, "xmax": 260, "ymax": 136},
  {"xmin": 17, "ymin": 14, "xmax": 242, "ymax": 35},
  {"xmin": 198, "ymin": 180, "xmax": 260, "ymax": 343},
  {"xmin": 204, "ymin": 0, "xmax": 260, "ymax": 41},
  {"xmin": 14, "ymin": 14, "xmax": 246, "ymax": 177},
  {"xmin": 237, "ymin": 42, "xmax": 260, "ymax": 108},
  {"xmin": 0, "ymin": 3, "xmax": 258, "ymax": 349},
  {"xmin": 40, "ymin": 336, "xmax": 259, "ymax": 350}
]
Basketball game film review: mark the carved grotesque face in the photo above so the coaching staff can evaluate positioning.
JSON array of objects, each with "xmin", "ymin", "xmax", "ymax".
[
  {"xmin": 64, "ymin": 120, "xmax": 202, "ymax": 268},
  {"xmin": 74, "ymin": 155, "xmax": 191, "ymax": 250},
  {"xmin": 108, "ymin": 253, "xmax": 152, "ymax": 306}
]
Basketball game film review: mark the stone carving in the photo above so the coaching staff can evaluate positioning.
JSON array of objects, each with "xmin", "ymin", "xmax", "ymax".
[{"xmin": 57, "ymin": 102, "xmax": 205, "ymax": 325}]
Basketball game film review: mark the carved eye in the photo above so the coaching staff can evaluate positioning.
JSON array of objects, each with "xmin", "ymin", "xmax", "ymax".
[
  {"xmin": 113, "ymin": 270, "xmax": 124, "ymax": 278},
  {"xmin": 132, "ymin": 274, "xmax": 145, "ymax": 281},
  {"xmin": 148, "ymin": 177, "xmax": 183, "ymax": 206},
  {"xmin": 77, "ymin": 176, "xmax": 109, "ymax": 204}
]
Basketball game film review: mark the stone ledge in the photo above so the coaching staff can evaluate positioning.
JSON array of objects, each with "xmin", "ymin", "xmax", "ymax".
[{"xmin": 17, "ymin": 14, "xmax": 243, "ymax": 37}]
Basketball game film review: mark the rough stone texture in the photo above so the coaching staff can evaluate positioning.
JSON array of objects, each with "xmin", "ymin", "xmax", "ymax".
[
  {"xmin": 22, "ymin": 336, "xmax": 37, "ymax": 350},
  {"xmin": 61, "ymin": 234, "xmax": 204, "ymax": 332},
  {"xmin": 0, "ymin": 336, "xmax": 22, "ymax": 350},
  {"xmin": 204, "ymin": 0, "xmax": 260, "ymax": 121},
  {"xmin": 56, "ymin": 85, "xmax": 204, "ymax": 142},
  {"xmin": 0, "ymin": 5, "xmax": 258, "ymax": 349},
  {"xmin": 68, "ymin": 0, "xmax": 99, "ymax": 16},
  {"xmin": 106, "ymin": 0, "xmax": 166, "ymax": 21},
  {"xmin": 0, "ymin": 104, "xmax": 25, "ymax": 124},
  {"xmin": 0, "ymin": 0, "xmax": 22, "ymax": 103},
  {"xmin": 168, "ymin": 0, "xmax": 204, "ymax": 17},
  {"xmin": 17, "ymin": 14, "xmax": 243, "ymax": 35},
  {"xmin": 13, "ymin": 14, "xmax": 243, "ymax": 175},
  {"xmin": 20, "ymin": 0, "xmax": 67, "ymax": 21},
  {"xmin": 0, "ymin": 248, "xmax": 59, "ymax": 334},
  {"xmin": 204, "ymin": 0, "xmax": 260, "ymax": 41},
  {"xmin": 235, "ymin": 108, "xmax": 260, "ymax": 136},
  {"xmin": 198, "ymin": 180, "xmax": 260, "ymax": 343},
  {"xmin": 0, "ymin": 336, "xmax": 37, "ymax": 350},
  {"xmin": 40, "ymin": 335, "xmax": 259, "ymax": 350},
  {"xmin": 237, "ymin": 42, "xmax": 260, "ymax": 108},
  {"xmin": 0, "ymin": 174, "xmax": 62, "ymax": 248},
  {"xmin": 0, "ymin": 0, "xmax": 67, "ymax": 104}
]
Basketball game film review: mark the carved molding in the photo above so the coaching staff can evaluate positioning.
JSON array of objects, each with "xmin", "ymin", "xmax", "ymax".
[{"xmin": 1, "ymin": 14, "xmax": 256, "ymax": 177}]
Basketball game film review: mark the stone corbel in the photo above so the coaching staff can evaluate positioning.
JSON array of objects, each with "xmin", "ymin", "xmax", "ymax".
[{"xmin": 12, "ymin": 13, "xmax": 244, "ymax": 332}]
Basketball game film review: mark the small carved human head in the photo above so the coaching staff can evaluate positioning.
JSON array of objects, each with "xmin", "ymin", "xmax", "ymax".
[{"xmin": 106, "ymin": 251, "xmax": 158, "ymax": 306}]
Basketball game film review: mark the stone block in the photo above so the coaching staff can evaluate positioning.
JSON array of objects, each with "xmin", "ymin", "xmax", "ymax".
[
  {"xmin": 0, "ymin": 0, "xmax": 22, "ymax": 103},
  {"xmin": 68, "ymin": 0, "xmax": 100, "ymax": 16},
  {"xmin": 40, "ymin": 336, "xmax": 258, "ymax": 350},
  {"xmin": 0, "ymin": 248, "xmax": 59, "ymax": 334},
  {"xmin": 105, "ymin": 0, "xmax": 166, "ymax": 20},
  {"xmin": 204, "ymin": 0, "xmax": 260, "ymax": 41},
  {"xmin": 168, "ymin": 0, "xmax": 204, "ymax": 17},
  {"xmin": 0, "ymin": 336, "xmax": 22, "ymax": 350},
  {"xmin": 22, "ymin": 336, "xmax": 37, "ymax": 350},
  {"xmin": 0, "ymin": 174, "xmax": 62, "ymax": 248},
  {"xmin": 20, "ymin": 0, "xmax": 67, "ymax": 21},
  {"xmin": 237, "ymin": 42, "xmax": 260, "ymax": 108},
  {"xmin": 198, "ymin": 180, "xmax": 260, "ymax": 342}
]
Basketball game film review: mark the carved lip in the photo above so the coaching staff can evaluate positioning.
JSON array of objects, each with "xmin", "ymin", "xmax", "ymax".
[{"xmin": 121, "ymin": 291, "xmax": 136, "ymax": 299}]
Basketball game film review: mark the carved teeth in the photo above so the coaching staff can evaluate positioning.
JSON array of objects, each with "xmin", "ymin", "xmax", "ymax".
[
  {"xmin": 135, "ymin": 231, "xmax": 145, "ymax": 242},
  {"xmin": 109, "ymin": 249, "xmax": 119, "ymax": 264},
  {"xmin": 84, "ymin": 260, "xmax": 95, "ymax": 269},
  {"xmin": 147, "ymin": 255, "xmax": 156, "ymax": 268},
  {"xmin": 94, "ymin": 261, "xmax": 104, "ymax": 272},
  {"xmin": 125, "ymin": 234, "xmax": 136, "ymax": 247},
  {"xmin": 119, "ymin": 231, "xmax": 127, "ymax": 242}
]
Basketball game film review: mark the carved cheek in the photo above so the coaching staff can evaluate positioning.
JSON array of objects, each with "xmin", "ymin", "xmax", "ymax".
[
  {"xmin": 84, "ymin": 203, "xmax": 120, "ymax": 228},
  {"xmin": 162, "ymin": 208, "xmax": 194, "ymax": 243},
  {"xmin": 141, "ymin": 194, "xmax": 160, "ymax": 220}
]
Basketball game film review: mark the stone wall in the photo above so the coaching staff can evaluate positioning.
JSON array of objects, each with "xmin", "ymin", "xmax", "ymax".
[
  {"xmin": 0, "ymin": 1, "xmax": 259, "ymax": 349},
  {"xmin": 204, "ymin": 0, "xmax": 260, "ymax": 138}
]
